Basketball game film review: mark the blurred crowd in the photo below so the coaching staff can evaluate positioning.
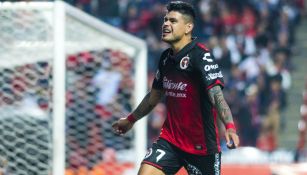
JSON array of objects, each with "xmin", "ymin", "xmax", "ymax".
[
  {"xmin": 64, "ymin": 0, "xmax": 305, "ymax": 151},
  {"xmin": 295, "ymin": 78, "xmax": 307, "ymax": 162}
]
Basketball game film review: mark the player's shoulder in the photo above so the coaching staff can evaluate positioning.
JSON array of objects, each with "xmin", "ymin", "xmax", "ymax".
[
  {"xmin": 193, "ymin": 42, "xmax": 211, "ymax": 54},
  {"xmin": 160, "ymin": 48, "xmax": 172, "ymax": 58},
  {"xmin": 157, "ymin": 48, "xmax": 171, "ymax": 67},
  {"xmin": 190, "ymin": 42, "xmax": 211, "ymax": 60},
  {"xmin": 191, "ymin": 42, "xmax": 214, "ymax": 64}
]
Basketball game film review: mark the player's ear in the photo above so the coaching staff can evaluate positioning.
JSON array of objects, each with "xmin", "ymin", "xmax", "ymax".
[{"xmin": 185, "ymin": 23, "xmax": 193, "ymax": 34}]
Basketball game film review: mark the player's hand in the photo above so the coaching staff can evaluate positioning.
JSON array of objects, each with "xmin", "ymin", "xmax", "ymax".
[
  {"xmin": 225, "ymin": 129, "xmax": 239, "ymax": 149},
  {"xmin": 112, "ymin": 117, "xmax": 134, "ymax": 135}
]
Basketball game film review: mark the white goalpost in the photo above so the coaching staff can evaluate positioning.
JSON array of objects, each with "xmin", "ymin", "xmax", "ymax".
[{"xmin": 0, "ymin": 1, "xmax": 147, "ymax": 175}]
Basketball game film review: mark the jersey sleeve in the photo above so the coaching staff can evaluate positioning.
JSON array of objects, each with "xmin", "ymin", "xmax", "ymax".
[
  {"xmin": 152, "ymin": 50, "xmax": 169, "ymax": 90},
  {"xmin": 152, "ymin": 69, "xmax": 163, "ymax": 90},
  {"xmin": 193, "ymin": 50, "xmax": 224, "ymax": 90}
]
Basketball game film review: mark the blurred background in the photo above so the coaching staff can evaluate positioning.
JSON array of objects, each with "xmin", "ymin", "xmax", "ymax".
[{"xmin": 0, "ymin": 0, "xmax": 307, "ymax": 175}]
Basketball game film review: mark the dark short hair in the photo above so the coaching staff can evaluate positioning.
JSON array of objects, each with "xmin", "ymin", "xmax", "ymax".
[{"xmin": 166, "ymin": 1, "xmax": 196, "ymax": 22}]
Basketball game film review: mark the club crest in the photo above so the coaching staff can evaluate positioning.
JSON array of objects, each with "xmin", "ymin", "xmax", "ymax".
[{"xmin": 180, "ymin": 56, "xmax": 190, "ymax": 69}]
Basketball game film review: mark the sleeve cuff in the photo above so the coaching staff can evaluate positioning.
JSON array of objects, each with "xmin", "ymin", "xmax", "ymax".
[{"xmin": 206, "ymin": 79, "xmax": 224, "ymax": 90}]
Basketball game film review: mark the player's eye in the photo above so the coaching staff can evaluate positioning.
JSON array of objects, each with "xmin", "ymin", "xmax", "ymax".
[{"xmin": 170, "ymin": 19, "xmax": 177, "ymax": 23}]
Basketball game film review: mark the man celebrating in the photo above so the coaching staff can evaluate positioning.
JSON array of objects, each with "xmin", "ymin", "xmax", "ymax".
[{"xmin": 112, "ymin": 1, "xmax": 239, "ymax": 174}]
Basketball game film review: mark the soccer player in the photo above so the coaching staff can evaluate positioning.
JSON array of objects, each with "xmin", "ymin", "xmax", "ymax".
[{"xmin": 112, "ymin": 1, "xmax": 239, "ymax": 175}]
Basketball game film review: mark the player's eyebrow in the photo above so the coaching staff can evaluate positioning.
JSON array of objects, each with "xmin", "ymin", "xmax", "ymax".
[{"xmin": 164, "ymin": 16, "xmax": 178, "ymax": 22}]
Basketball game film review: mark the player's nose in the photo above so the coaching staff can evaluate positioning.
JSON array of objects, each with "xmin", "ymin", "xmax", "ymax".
[{"xmin": 163, "ymin": 20, "xmax": 171, "ymax": 26}]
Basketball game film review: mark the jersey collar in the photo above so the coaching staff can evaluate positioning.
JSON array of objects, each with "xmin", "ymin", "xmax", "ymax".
[{"xmin": 169, "ymin": 37, "xmax": 197, "ymax": 62}]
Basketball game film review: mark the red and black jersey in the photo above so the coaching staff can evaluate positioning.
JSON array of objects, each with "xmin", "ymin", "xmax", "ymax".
[{"xmin": 152, "ymin": 38, "xmax": 224, "ymax": 155}]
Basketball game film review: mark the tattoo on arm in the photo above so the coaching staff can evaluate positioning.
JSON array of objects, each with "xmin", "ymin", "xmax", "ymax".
[
  {"xmin": 133, "ymin": 90, "xmax": 164, "ymax": 120},
  {"xmin": 208, "ymin": 86, "xmax": 233, "ymax": 124}
]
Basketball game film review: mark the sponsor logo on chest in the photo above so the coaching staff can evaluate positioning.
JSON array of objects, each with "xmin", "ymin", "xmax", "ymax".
[
  {"xmin": 163, "ymin": 77, "xmax": 187, "ymax": 91},
  {"xmin": 163, "ymin": 77, "xmax": 188, "ymax": 98}
]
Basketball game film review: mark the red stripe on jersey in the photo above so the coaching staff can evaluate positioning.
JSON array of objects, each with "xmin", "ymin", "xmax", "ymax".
[
  {"xmin": 206, "ymin": 79, "xmax": 224, "ymax": 90},
  {"xmin": 212, "ymin": 108, "xmax": 221, "ymax": 152},
  {"xmin": 142, "ymin": 161, "xmax": 163, "ymax": 170},
  {"xmin": 197, "ymin": 43, "xmax": 209, "ymax": 52}
]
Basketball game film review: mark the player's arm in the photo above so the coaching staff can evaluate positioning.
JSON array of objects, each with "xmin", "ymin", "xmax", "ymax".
[
  {"xmin": 133, "ymin": 88, "xmax": 164, "ymax": 119},
  {"xmin": 208, "ymin": 85, "xmax": 239, "ymax": 149},
  {"xmin": 112, "ymin": 88, "xmax": 164, "ymax": 135}
]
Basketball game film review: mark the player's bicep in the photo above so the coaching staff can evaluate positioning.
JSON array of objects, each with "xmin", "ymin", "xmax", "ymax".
[{"xmin": 208, "ymin": 85, "xmax": 224, "ymax": 106}]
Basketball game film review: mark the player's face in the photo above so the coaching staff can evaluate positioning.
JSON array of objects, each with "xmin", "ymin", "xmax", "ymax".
[{"xmin": 161, "ymin": 11, "xmax": 189, "ymax": 43}]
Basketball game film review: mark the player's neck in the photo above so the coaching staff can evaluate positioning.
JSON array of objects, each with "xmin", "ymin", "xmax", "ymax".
[{"xmin": 171, "ymin": 36, "xmax": 192, "ymax": 54}]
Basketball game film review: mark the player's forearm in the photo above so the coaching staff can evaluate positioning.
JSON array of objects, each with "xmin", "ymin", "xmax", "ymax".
[
  {"xmin": 132, "ymin": 89, "xmax": 164, "ymax": 121},
  {"xmin": 132, "ymin": 93, "xmax": 156, "ymax": 120},
  {"xmin": 208, "ymin": 86, "xmax": 235, "ymax": 126}
]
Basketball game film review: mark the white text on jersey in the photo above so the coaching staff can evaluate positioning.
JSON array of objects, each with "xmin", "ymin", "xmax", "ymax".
[{"xmin": 163, "ymin": 77, "xmax": 187, "ymax": 91}]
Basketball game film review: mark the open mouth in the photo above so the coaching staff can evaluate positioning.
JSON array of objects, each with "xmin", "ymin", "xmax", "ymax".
[{"xmin": 162, "ymin": 28, "xmax": 171, "ymax": 35}]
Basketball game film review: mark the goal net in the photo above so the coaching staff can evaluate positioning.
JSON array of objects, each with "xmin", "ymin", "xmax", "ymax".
[{"xmin": 0, "ymin": 2, "xmax": 147, "ymax": 175}]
